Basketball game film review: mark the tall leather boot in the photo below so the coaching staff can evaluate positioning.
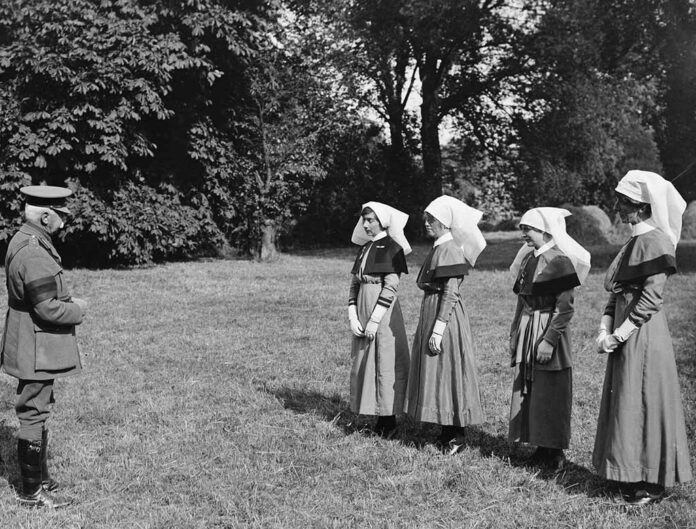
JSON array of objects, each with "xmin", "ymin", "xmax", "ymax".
[
  {"xmin": 41, "ymin": 429, "xmax": 60, "ymax": 492},
  {"xmin": 17, "ymin": 439, "xmax": 71, "ymax": 508}
]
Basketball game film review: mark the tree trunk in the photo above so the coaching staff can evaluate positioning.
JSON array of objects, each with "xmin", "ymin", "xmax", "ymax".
[
  {"xmin": 419, "ymin": 55, "xmax": 443, "ymax": 202},
  {"xmin": 258, "ymin": 220, "xmax": 279, "ymax": 261}
]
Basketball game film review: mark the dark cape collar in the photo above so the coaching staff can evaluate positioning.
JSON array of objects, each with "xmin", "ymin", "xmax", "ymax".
[
  {"xmin": 417, "ymin": 239, "xmax": 469, "ymax": 283},
  {"xmin": 514, "ymin": 246, "xmax": 580, "ymax": 296},
  {"xmin": 608, "ymin": 228, "xmax": 676, "ymax": 286},
  {"xmin": 351, "ymin": 235, "xmax": 408, "ymax": 275}
]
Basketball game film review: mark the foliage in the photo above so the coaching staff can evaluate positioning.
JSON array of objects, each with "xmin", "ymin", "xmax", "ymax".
[
  {"xmin": 0, "ymin": 0, "xmax": 278, "ymax": 265},
  {"xmin": 442, "ymin": 148, "xmax": 517, "ymax": 224},
  {"xmin": 511, "ymin": 0, "xmax": 664, "ymax": 212},
  {"xmin": 59, "ymin": 179, "xmax": 224, "ymax": 267},
  {"xmin": 291, "ymin": 121, "xmax": 423, "ymax": 247},
  {"xmin": 654, "ymin": 0, "xmax": 696, "ymax": 201}
]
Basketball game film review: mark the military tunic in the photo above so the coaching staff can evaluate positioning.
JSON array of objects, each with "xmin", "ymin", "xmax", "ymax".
[{"xmin": 2, "ymin": 221, "xmax": 83, "ymax": 380}]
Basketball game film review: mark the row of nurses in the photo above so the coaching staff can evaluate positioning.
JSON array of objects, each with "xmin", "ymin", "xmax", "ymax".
[{"xmin": 346, "ymin": 170, "xmax": 691, "ymax": 506}]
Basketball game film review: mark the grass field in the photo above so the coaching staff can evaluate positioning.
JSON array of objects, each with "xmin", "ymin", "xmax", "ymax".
[{"xmin": 0, "ymin": 236, "xmax": 695, "ymax": 528}]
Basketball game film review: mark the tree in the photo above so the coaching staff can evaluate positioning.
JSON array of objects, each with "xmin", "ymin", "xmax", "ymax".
[
  {"xmin": 655, "ymin": 0, "xmax": 696, "ymax": 201},
  {"xmin": 241, "ymin": 27, "xmax": 329, "ymax": 260},
  {"xmin": 403, "ymin": 0, "xmax": 525, "ymax": 200},
  {"xmin": 511, "ymin": 0, "xmax": 664, "ymax": 212},
  {"xmin": 0, "ymin": 0, "xmax": 280, "ymax": 264}
]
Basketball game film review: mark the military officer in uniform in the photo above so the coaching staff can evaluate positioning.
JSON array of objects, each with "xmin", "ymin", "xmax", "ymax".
[{"xmin": 1, "ymin": 185, "xmax": 88, "ymax": 508}]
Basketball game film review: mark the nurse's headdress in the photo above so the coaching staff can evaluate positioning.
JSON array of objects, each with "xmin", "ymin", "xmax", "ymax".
[
  {"xmin": 510, "ymin": 207, "xmax": 591, "ymax": 284},
  {"xmin": 615, "ymin": 170, "xmax": 686, "ymax": 247},
  {"xmin": 351, "ymin": 201, "xmax": 412, "ymax": 255},
  {"xmin": 424, "ymin": 195, "xmax": 487, "ymax": 266}
]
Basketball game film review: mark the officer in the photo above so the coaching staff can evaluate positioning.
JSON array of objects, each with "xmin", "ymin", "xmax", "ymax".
[{"xmin": 1, "ymin": 185, "xmax": 87, "ymax": 508}]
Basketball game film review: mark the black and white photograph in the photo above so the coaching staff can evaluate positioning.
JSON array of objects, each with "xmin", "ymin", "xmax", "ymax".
[{"xmin": 0, "ymin": 0, "xmax": 695, "ymax": 527}]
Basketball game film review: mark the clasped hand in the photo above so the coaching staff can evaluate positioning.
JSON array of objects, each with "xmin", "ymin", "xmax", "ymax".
[
  {"xmin": 349, "ymin": 318, "xmax": 364, "ymax": 338},
  {"xmin": 596, "ymin": 330, "xmax": 620, "ymax": 354},
  {"xmin": 535, "ymin": 339, "xmax": 553, "ymax": 364}
]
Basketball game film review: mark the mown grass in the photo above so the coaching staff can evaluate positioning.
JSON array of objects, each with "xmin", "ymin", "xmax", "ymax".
[{"xmin": 0, "ymin": 236, "xmax": 694, "ymax": 528}]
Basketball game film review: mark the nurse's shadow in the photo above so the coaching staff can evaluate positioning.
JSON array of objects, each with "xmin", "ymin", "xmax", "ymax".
[
  {"xmin": 269, "ymin": 386, "xmax": 367, "ymax": 436},
  {"xmin": 439, "ymin": 425, "xmax": 603, "ymax": 498}
]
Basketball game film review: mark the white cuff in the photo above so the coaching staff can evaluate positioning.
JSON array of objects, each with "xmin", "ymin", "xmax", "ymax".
[
  {"xmin": 348, "ymin": 305, "xmax": 358, "ymax": 321},
  {"xmin": 599, "ymin": 315, "xmax": 614, "ymax": 333},
  {"xmin": 432, "ymin": 319, "xmax": 446, "ymax": 336},
  {"xmin": 613, "ymin": 319, "xmax": 638, "ymax": 342},
  {"xmin": 370, "ymin": 304, "xmax": 388, "ymax": 324}
]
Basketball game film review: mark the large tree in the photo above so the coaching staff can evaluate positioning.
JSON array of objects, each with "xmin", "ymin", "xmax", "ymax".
[
  {"xmin": 511, "ymin": 0, "xmax": 665, "ymax": 211},
  {"xmin": 0, "ymin": 0, "xmax": 279, "ymax": 265},
  {"xmin": 655, "ymin": 0, "xmax": 696, "ymax": 201}
]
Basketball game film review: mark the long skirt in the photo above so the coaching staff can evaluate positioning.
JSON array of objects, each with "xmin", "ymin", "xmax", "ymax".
[
  {"xmin": 592, "ymin": 292, "xmax": 692, "ymax": 487},
  {"xmin": 350, "ymin": 283, "xmax": 409, "ymax": 416},
  {"xmin": 509, "ymin": 368, "xmax": 572, "ymax": 449},
  {"xmin": 508, "ymin": 309, "xmax": 572, "ymax": 449},
  {"xmin": 404, "ymin": 291, "xmax": 484, "ymax": 426}
]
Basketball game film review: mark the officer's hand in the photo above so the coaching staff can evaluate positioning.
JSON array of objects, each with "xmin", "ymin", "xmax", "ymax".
[{"xmin": 72, "ymin": 297, "xmax": 88, "ymax": 315}]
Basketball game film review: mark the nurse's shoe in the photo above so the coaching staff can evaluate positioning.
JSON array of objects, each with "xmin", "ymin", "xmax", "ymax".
[
  {"xmin": 546, "ymin": 449, "xmax": 566, "ymax": 471},
  {"xmin": 625, "ymin": 483, "xmax": 665, "ymax": 506}
]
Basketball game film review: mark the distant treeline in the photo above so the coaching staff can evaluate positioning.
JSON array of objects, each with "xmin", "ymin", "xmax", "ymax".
[{"xmin": 1, "ymin": 0, "xmax": 694, "ymax": 266}]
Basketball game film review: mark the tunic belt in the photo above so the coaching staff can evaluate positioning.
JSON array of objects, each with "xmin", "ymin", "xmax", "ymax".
[{"xmin": 514, "ymin": 301, "xmax": 553, "ymax": 395}]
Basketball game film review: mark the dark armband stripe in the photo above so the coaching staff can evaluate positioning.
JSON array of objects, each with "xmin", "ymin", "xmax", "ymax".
[
  {"xmin": 376, "ymin": 295, "xmax": 393, "ymax": 308},
  {"xmin": 348, "ymin": 299, "xmax": 357, "ymax": 306},
  {"xmin": 25, "ymin": 276, "xmax": 58, "ymax": 306},
  {"xmin": 432, "ymin": 263, "xmax": 468, "ymax": 279},
  {"xmin": 528, "ymin": 273, "xmax": 581, "ymax": 296}
]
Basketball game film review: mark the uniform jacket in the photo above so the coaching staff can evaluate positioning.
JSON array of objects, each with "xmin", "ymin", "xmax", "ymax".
[{"xmin": 1, "ymin": 222, "xmax": 83, "ymax": 380}]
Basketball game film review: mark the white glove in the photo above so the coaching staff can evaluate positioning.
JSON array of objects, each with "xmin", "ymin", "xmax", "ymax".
[
  {"xmin": 365, "ymin": 304, "xmax": 388, "ymax": 341},
  {"xmin": 364, "ymin": 320, "xmax": 379, "ymax": 340},
  {"xmin": 428, "ymin": 333, "xmax": 443, "ymax": 355},
  {"xmin": 348, "ymin": 305, "xmax": 364, "ymax": 337},
  {"xmin": 599, "ymin": 333, "xmax": 620, "ymax": 354},
  {"xmin": 596, "ymin": 314, "xmax": 615, "ymax": 353},
  {"xmin": 595, "ymin": 329, "xmax": 608, "ymax": 354},
  {"xmin": 613, "ymin": 319, "xmax": 638, "ymax": 342}
]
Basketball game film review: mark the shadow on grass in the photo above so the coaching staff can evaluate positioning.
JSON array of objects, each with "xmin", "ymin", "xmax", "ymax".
[
  {"xmin": 398, "ymin": 417, "xmax": 616, "ymax": 500},
  {"xmin": 268, "ymin": 386, "xmax": 367, "ymax": 436},
  {"xmin": 269, "ymin": 385, "xmax": 615, "ymax": 499},
  {"xmin": 0, "ymin": 379, "xmax": 19, "ymax": 491}
]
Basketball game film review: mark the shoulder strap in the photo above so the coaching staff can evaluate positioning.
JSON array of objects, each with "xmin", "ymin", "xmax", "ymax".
[{"xmin": 5, "ymin": 239, "xmax": 32, "ymax": 271}]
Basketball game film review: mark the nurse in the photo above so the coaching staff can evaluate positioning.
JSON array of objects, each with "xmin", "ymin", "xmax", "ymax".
[
  {"xmin": 508, "ymin": 207, "xmax": 590, "ymax": 470},
  {"xmin": 348, "ymin": 202, "xmax": 411, "ymax": 438},
  {"xmin": 593, "ymin": 170, "xmax": 692, "ymax": 504},
  {"xmin": 405, "ymin": 195, "xmax": 486, "ymax": 453}
]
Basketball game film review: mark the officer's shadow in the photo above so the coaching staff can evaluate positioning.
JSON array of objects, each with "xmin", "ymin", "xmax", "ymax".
[{"xmin": 0, "ymin": 381, "xmax": 19, "ymax": 492}]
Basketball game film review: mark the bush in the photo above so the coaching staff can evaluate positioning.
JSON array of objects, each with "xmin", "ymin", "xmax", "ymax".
[
  {"xmin": 562, "ymin": 203, "xmax": 631, "ymax": 245},
  {"xmin": 58, "ymin": 181, "xmax": 225, "ymax": 267}
]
